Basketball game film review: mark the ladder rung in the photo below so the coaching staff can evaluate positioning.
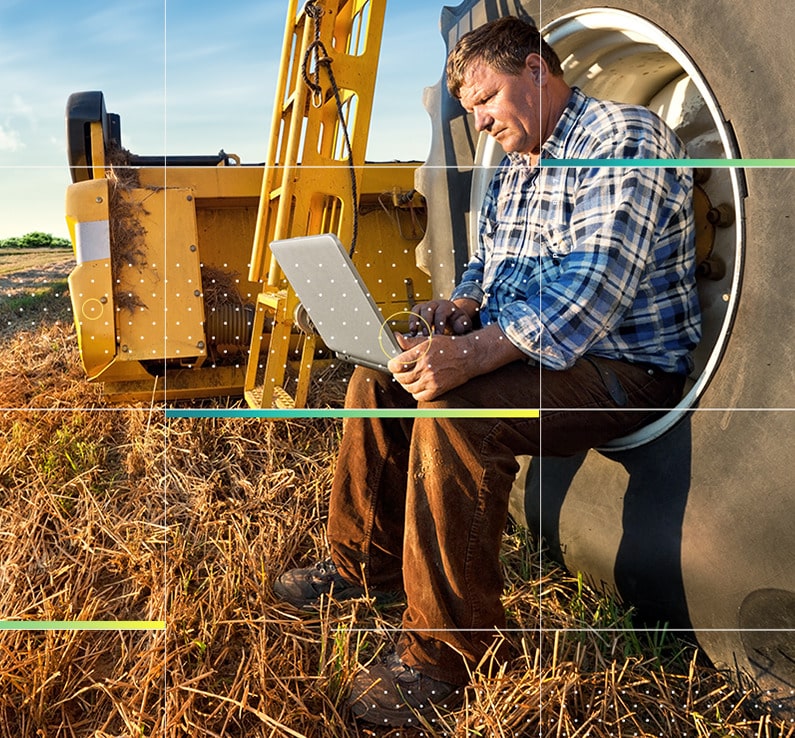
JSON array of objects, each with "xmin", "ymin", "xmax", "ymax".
[
  {"xmin": 273, "ymin": 385, "xmax": 296, "ymax": 409},
  {"xmin": 257, "ymin": 289, "xmax": 286, "ymax": 309}
]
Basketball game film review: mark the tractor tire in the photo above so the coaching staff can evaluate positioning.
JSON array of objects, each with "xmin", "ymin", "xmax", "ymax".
[{"xmin": 416, "ymin": 0, "xmax": 795, "ymax": 714}]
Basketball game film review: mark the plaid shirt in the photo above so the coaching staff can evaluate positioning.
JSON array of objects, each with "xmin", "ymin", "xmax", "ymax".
[{"xmin": 451, "ymin": 87, "xmax": 701, "ymax": 375}]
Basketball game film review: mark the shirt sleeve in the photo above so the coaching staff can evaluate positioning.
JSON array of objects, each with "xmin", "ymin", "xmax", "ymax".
[{"xmin": 449, "ymin": 165, "xmax": 502, "ymax": 306}]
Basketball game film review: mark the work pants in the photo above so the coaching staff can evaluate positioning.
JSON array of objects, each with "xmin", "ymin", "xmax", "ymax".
[{"xmin": 327, "ymin": 356, "xmax": 685, "ymax": 685}]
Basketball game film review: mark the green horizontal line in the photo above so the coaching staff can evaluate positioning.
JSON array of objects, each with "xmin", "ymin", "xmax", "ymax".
[
  {"xmin": 166, "ymin": 408, "xmax": 539, "ymax": 420},
  {"xmin": 0, "ymin": 621, "xmax": 165, "ymax": 631},
  {"xmin": 540, "ymin": 158, "xmax": 795, "ymax": 168}
]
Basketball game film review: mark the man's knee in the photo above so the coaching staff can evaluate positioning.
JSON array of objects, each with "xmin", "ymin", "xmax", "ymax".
[{"xmin": 346, "ymin": 367, "xmax": 410, "ymax": 408}]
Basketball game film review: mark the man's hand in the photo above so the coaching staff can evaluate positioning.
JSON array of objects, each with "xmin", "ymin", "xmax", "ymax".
[
  {"xmin": 408, "ymin": 298, "xmax": 479, "ymax": 337},
  {"xmin": 389, "ymin": 332, "xmax": 475, "ymax": 402},
  {"xmin": 388, "ymin": 322, "xmax": 527, "ymax": 402}
]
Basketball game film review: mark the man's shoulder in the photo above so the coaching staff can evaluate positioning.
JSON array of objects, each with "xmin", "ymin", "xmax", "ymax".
[
  {"xmin": 581, "ymin": 93, "xmax": 668, "ymax": 135},
  {"xmin": 570, "ymin": 91, "xmax": 685, "ymax": 158}
]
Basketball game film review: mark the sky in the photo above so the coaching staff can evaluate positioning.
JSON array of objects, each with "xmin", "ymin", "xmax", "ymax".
[{"xmin": 0, "ymin": 0, "xmax": 448, "ymax": 239}]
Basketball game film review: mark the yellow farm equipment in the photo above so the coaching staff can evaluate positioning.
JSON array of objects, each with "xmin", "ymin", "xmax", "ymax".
[{"xmin": 66, "ymin": 0, "xmax": 430, "ymax": 406}]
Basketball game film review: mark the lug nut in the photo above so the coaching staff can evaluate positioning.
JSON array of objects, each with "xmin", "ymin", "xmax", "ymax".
[{"xmin": 707, "ymin": 203, "xmax": 735, "ymax": 228}]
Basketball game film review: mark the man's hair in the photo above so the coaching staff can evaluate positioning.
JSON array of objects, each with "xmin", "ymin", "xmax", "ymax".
[{"xmin": 446, "ymin": 16, "xmax": 564, "ymax": 99}]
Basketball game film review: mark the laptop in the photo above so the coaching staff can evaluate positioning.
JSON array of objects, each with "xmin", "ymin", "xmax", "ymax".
[{"xmin": 268, "ymin": 233, "xmax": 402, "ymax": 372}]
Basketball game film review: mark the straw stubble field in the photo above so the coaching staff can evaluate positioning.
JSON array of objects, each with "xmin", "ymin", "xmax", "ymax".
[{"xmin": 0, "ymin": 259, "xmax": 792, "ymax": 737}]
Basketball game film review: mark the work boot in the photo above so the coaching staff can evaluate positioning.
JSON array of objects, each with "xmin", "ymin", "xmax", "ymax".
[
  {"xmin": 272, "ymin": 558, "xmax": 399, "ymax": 610},
  {"xmin": 348, "ymin": 650, "xmax": 465, "ymax": 727}
]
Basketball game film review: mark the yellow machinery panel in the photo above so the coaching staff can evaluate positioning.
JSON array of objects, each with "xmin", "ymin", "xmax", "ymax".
[
  {"xmin": 113, "ymin": 187, "xmax": 205, "ymax": 365},
  {"xmin": 66, "ymin": 178, "xmax": 116, "ymax": 379}
]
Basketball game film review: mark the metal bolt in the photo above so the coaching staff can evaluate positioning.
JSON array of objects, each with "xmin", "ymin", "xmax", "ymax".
[
  {"xmin": 696, "ymin": 258, "xmax": 726, "ymax": 281},
  {"xmin": 707, "ymin": 203, "xmax": 735, "ymax": 228},
  {"xmin": 95, "ymin": 196, "xmax": 103, "ymax": 203}
]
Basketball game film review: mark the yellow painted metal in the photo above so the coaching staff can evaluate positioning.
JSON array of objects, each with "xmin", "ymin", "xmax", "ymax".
[
  {"xmin": 115, "ymin": 187, "xmax": 205, "ymax": 364},
  {"xmin": 293, "ymin": 333, "xmax": 318, "ymax": 408},
  {"xmin": 137, "ymin": 165, "xmax": 263, "ymax": 200},
  {"xmin": 65, "ymin": 177, "xmax": 110, "ymax": 231},
  {"xmin": 66, "ymin": 178, "xmax": 116, "ymax": 379},
  {"xmin": 89, "ymin": 121, "xmax": 105, "ymax": 181},
  {"xmin": 101, "ymin": 365, "xmax": 248, "ymax": 403},
  {"xmin": 245, "ymin": 0, "xmax": 388, "ymax": 408},
  {"xmin": 66, "ymin": 157, "xmax": 270, "ymax": 400},
  {"xmin": 69, "ymin": 260, "xmax": 116, "ymax": 378},
  {"xmin": 353, "ymin": 165, "xmax": 432, "ymax": 313}
]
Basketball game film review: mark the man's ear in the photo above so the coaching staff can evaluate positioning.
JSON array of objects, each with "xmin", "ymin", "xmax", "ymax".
[{"xmin": 524, "ymin": 53, "xmax": 549, "ymax": 86}]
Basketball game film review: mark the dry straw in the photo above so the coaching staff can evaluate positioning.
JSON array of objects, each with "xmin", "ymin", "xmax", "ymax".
[{"xmin": 0, "ymin": 280, "xmax": 792, "ymax": 737}]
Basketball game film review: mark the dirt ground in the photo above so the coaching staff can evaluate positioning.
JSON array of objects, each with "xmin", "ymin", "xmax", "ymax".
[
  {"xmin": 0, "ymin": 249, "xmax": 73, "ymax": 339},
  {"xmin": 0, "ymin": 248, "xmax": 73, "ymax": 290}
]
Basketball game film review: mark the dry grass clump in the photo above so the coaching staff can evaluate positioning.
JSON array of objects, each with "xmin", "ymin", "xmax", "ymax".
[
  {"xmin": 105, "ymin": 146, "xmax": 150, "ymax": 315},
  {"xmin": 0, "ymin": 286, "xmax": 793, "ymax": 736},
  {"xmin": 201, "ymin": 266, "xmax": 245, "ymax": 313}
]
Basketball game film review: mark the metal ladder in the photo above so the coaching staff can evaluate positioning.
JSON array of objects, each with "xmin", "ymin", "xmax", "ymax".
[{"xmin": 244, "ymin": 0, "xmax": 387, "ymax": 408}]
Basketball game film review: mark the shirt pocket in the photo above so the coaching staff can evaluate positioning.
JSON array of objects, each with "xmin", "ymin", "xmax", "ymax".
[{"xmin": 537, "ymin": 222, "xmax": 573, "ymax": 282}]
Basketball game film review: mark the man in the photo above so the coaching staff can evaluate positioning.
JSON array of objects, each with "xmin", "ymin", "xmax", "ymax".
[{"xmin": 274, "ymin": 16, "xmax": 700, "ymax": 728}]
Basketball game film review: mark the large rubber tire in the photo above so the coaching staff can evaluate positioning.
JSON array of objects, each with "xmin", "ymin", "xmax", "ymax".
[{"xmin": 417, "ymin": 0, "xmax": 795, "ymax": 713}]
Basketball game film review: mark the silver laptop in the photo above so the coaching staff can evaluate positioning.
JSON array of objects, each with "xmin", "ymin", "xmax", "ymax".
[{"xmin": 269, "ymin": 233, "xmax": 401, "ymax": 372}]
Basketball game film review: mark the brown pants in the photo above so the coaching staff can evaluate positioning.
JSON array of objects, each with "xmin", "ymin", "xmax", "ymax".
[{"xmin": 327, "ymin": 356, "xmax": 684, "ymax": 684}]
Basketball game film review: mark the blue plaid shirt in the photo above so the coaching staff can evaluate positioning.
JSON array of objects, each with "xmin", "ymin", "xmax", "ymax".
[{"xmin": 451, "ymin": 87, "xmax": 701, "ymax": 375}]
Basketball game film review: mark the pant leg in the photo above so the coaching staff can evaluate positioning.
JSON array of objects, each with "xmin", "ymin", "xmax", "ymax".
[
  {"xmin": 328, "ymin": 356, "xmax": 684, "ymax": 682},
  {"xmin": 327, "ymin": 367, "xmax": 415, "ymax": 592},
  {"xmin": 396, "ymin": 358, "xmax": 684, "ymax": 683}
]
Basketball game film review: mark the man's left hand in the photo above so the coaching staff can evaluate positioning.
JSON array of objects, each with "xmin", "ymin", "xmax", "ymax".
[
  {"xmin": 388, "ymin": 323, "xmax": 528, "ymax": 402},
  {"xmin": 388, "ymin": 333, "xmax": 474, "ymax": 402}
]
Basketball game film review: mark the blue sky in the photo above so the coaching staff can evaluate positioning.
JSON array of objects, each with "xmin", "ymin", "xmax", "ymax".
[{"xmin": 0, "ymin": 1, "xmax": 447, "ymax": 239}]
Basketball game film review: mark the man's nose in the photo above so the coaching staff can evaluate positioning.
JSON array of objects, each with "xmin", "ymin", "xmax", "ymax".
[{"xmin": 473, "ymin": 107, "xmax": 493, "ymax": 132}]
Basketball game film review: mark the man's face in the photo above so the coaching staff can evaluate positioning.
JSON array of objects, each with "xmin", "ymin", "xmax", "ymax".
[{"xmin": 458, "ymin": 57, "xmax": 543, "ymax": 156}]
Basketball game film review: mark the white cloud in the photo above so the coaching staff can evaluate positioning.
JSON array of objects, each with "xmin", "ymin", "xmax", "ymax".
[
  {"xmin": 0, "ymin": 125, "xmax": 23, "ymax": 152},
  {"xmin": 10, "ymin": 93, "xmax": 34, "ymax": 119}
]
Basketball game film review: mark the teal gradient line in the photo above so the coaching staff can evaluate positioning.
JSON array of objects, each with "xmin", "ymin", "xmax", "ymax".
[
  {"xmin": 166, "ymin": 408, "xmax": 540, "ymax": 420},
  {"xmin": 0, "ymin": 621, "xmax": 165, "ymax": 631},
  {"xmin": 540, "ymin": 158, "xmax": 795, "ymax": 168}
]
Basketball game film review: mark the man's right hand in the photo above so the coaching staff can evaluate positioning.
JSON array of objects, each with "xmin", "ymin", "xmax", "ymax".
[{"xmin": 408, "ymin": 298, "xmax": 480, "ymax": 337}]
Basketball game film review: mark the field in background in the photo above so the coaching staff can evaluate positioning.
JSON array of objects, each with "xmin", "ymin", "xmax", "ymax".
[{"xmin": 0, "ymin": 256, "xmax": 792, "ymax": 736}]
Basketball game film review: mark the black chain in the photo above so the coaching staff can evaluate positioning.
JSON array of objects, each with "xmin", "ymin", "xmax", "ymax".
[{"xmin": 301, "ymin": 1, "xmax": 359, "ymax": 256}]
